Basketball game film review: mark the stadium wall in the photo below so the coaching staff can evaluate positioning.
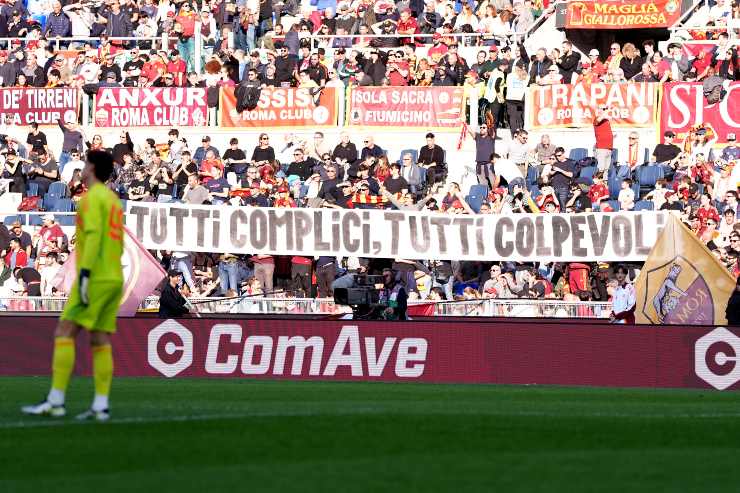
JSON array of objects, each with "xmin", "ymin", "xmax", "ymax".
[{"xmin": 2, "ymin": 317, "xmax": 737, "ymax": 391}]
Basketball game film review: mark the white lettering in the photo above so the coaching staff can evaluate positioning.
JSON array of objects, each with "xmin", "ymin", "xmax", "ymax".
[
  {"xmin": 205, "ymin": 324, "xmax": 241, "ymax": 374},
  {"xmin": 323, "ymin": 326, "xmax": 363, "ymax": 376},
  {"xmin": 241, "ymin": 335, "xmax": 273, "ymax": 375},
  {"xmin": 395, "ymin": 338, "xmax": 427, "ymax": 378}
]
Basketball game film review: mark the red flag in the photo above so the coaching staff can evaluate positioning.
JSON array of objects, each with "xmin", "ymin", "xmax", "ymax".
[
  {"xmin": 407, "ymin": 302, "xmax": 437, "ymax": 317},
  {"xmin": 53, "ymin": 227, "xmax": 166, "ymax": 316},
  {"xmin": 457, "ymin": 122, "xmax": 468, "ymax": 150}
]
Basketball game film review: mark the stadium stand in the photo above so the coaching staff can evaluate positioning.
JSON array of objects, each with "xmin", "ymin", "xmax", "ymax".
[{"xmin": 0, "ymin": 0, "xmax": 737, "ymax": 310}]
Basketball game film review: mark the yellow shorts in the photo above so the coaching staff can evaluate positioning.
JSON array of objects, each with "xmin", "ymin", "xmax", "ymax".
[{"xmin": 60, "ymin": 281, "xmax": 123, "ymax": 333}]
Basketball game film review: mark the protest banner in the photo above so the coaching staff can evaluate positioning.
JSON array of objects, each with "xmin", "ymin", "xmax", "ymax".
[
  {"xmin": 123, "ymin": 202, "xmax": 668, "ymax": 262},
  {"xmin": 527, "ymin": 82, "xmax": 658, "ymax": 129},
  {"xmin": 220, "ymin": 87, "xmax": 339, "ymax": 128},
  {"xmin": 347, "ymin": 87, "xmax": 464, "ymax": 129},
  {"xmin": 557, "ymin": 0, "xmax": 683, "ymax": 29},
  {"xmin": 0, "ymin": 87, "xmax": 78, "ymax": 125},
  {"xmin": 659, "ymin": 81, "xmax": 740, "ymax": 145},
  {"xmin": 94, "ymin": 87, "xmax": 208, "ymax": 127}
]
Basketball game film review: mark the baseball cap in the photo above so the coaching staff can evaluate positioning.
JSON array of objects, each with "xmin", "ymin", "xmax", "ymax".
[
  {"xmin": 489, "ymin": 45, "xmax": 498, "ymax": 52},
  {"xmin": 432, "ymin": 32, "xmax": 441, "ymax": 40},
  {"xmin": 728, "ymin": 133, "xmax": 736, "ymax": 141},
  {"xmin": 167, "ymin": 269, "xmax": 183, "ymax": 278},
  {"xmin": 589, "ymin": 49, "xmax": 600, "ymax": 56},
  {"xmin": 664, "ymin": 131, "xmax": 676, "ymax": 137}
]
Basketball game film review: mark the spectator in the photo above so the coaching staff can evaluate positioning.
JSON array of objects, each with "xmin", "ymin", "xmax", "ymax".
[
  {"xmin": 182, "ymin": 173, "xmax": 209, "ymax": 205},
  {"xmin": 27, "ymin": 150, "xmax": 60, "ymax": 197},
  {"xmin": 593, "ymin": 106, "xmax": 614, "ymax": 173},
  {"xmin": 418, "ymin": 132, "xmax": 446, "ymax": 187},
  {"xmin": 193, "ymin": 136, "xmax": 220, "ymax": 166},
  {"xmin": 5, "ymin": 238, "xmax": 28, "ymax": 270}
]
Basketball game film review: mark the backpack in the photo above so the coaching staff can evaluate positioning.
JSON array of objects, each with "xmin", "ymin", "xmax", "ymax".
[{"xmin": 17, "ymin": 196, "xmax": 41, "ymax": 212}]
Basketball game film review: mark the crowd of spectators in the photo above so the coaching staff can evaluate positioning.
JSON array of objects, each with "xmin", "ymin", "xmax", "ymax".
[{"xmin": 0, "ymin": 0, "xmax": 738, "ymax": 311}]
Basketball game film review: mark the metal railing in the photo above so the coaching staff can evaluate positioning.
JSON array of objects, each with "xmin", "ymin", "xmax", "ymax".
[{"xmin": 0, "ymin": 295, "xmax": 612, "ymax": 318}]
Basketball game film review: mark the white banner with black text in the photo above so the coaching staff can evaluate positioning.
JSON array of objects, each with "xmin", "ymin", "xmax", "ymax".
[{"xmin": 124, "ymin": 202, "xmax": 668, "ymax": 261}]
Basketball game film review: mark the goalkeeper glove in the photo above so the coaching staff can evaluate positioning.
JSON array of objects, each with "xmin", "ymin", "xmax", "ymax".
[{"xmin": 79, "ymin": 269, "xmax": 91, "ymax": 306}]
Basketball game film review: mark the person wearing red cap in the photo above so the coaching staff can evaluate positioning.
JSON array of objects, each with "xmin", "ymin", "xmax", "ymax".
[{"xmin": 428, "ymin": 32, "xmax": 448, "ymax": 62}]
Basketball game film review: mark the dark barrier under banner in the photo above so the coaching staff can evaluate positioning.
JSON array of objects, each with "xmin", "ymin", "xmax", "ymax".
[{"xmin": 2, "ymin": 317, "xmax": 738, "ymax": 390}]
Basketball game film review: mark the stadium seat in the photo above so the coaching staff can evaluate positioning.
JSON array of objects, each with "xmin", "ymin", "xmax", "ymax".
[
  {"xmin": 466, "ymin": 184, "xmax": 488, "ymax": 212},
  {"xmin": 526, "ymin": 164, "xmax": 539, "ymax": 187},
  {"xmin": 53, "ymin": 198, "xmax": 75, "ymax": 212},
  {"xmin": 607, "ymin": 176, "xmax": 622, "ymax": 200},
  {"xmin": 635, "ymin": 165, "xmax": 664, "ymax": 197},
  {"xmin": 578, "ymin": 165, "xmax": 597, "ymax": 182},
  {"xmin": 605, "ymin": 200, "xmax": 621, "ymax": 212},
  {"xmin": 57, "ymin": 215, "xmax": 76, "ymax": 226},
  {"xmin": 399, "ymin": 149, "xmax": 418, "ymax": 164},
  {"xmin": 634, "ymin": 200, "xmax": 654, "ymax": 211},
  {"xmin": 48, "ymin": 182, "xmax": 68, "ymax": 198},
  {"xmin": 569, "ymin": 148, "xmax": 588, "ymax": 162},
  {"xmin": 29, "ymin": 214, "xmax": 43, "ymax": 226},
  {"xmin": 43, "ymin": 194, "xmax": 58, "ymax": 211},
  {"xmin": 4, "ymin": 215, "xmax": 24, "ymax": 225},
  {"xmin": 611, "ymin": 148, "xmax": 619, "ymax": 166},
  {"xmin": 26, "ymin": 182, "xmax": 39, "ymax": 197}
]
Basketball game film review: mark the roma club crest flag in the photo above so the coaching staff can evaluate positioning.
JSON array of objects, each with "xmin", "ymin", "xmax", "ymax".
[
  {"xmin": 634, "ymin": 214, "xmax": 735, "ymax": 325},
  {"xmin": 54, "ymin": 227, "xmax": 166, "ymax": 316}
]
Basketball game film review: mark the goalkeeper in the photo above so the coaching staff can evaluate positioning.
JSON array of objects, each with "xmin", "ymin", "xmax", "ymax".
[{"xmin": 22, "ymin": 150, "xmax": 123, "ymax": 422}]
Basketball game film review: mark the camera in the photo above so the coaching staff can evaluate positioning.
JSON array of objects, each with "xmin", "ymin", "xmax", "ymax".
[{"xmin": 334, "ymin": 274, "xmax": 385, "ymax": 319}]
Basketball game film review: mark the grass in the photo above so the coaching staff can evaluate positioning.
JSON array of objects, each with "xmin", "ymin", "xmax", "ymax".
[{"xmin": 1, "ymin": 377, "xmax": 740, "ymax": 492}]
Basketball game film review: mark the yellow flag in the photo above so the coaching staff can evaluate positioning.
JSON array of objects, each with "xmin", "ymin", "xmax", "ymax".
[{"xmin": 634, "ymin": 213, "xmax": 735, "ymax": 325}]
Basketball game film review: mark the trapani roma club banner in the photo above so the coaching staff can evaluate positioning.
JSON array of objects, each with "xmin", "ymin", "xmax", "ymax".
[
  {"xmin": 94, "ymin": 87, "xmax": 208, "ymax": 127},
  {"xmin": 660, "ymin": 81, "xmax": 740, "ymax": 146},
  {"xmin": 0, "ymin": 87, "xmax": 78, "ymax": 125},
  {"xmin": 527, "ymin": 82, "xmax": 658, "ymax": 129},
  {"xmin": 347, "ymin": 87, "xmax": 464, "ymax": 129},
  {"xmin": 124, "ymin": 202, "xmax": 668, "ymax": 262},
  {"xmin": 635, "ymin": 215, "xmax": 735, "ymax": 326},
  {"xmin": 220, "ymin": 87, "xmax": 339, "ymax": 128},
  {"xmin": 558, "ymin": 0, "xmax": 683, "ymax": 29}
]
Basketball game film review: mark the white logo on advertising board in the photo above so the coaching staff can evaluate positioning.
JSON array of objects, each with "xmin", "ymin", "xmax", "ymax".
[
  {"xmin": 695, "ymin": 327, "xmax": 740, "ymax": 390},
  {"xmin": 148, "ymin": 320, "xmax": 194, "ymax": 377}
]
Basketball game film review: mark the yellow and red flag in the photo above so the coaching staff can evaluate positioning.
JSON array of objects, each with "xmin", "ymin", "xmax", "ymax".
[{"xmin": 634, "ymin": 214, "xmax": 735, "ymax": 325}]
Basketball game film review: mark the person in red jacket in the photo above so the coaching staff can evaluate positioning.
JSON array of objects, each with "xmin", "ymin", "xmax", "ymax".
[
  {"xmin": 593, "ymin": 106, "xmax": 613, "ymax": 173},
  {"xmin": 174, "ymin": 3, "xmax": 197, "ymax": 71},
  {"xmin": 5, "ymin": 238, "xmax": 28, "ymax": 270}
]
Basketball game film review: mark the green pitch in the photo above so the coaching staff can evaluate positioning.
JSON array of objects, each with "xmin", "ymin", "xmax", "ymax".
[{"xmin": 2, "ymin": 377, "xmax": 740, "ymax": 492}]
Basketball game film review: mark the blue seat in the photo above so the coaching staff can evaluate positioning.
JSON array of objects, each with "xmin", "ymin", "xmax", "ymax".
[
  {"xmin": 57, "ymin": 215, "xmax": 76, "ymax": 226},
  {"xmin": 53, "ymin": 198, "xmax": 75, "ymax": 212},
  {"xmin": 466, "ymin": 184, "xmax": 488, "ymax": 212},
  {"xmin": 47, "ymin": 181, "xmax": 68, "ymax": 198},
  {"xmin": 578, "ymin": 165, "xmax": 597, "ymax": 182},
  {"xmin": 43, "ymin": 193, "xmax": 58, "ymax": 211},
  {"xmin": 4, "ymin": 215, "xmax": 24, "ymax": 225},
  {"xmin": 605, "ymin": 200, "xmax": 621, "ymax": 212},
  {"xmin": 399, "ymin": 149, "xmax": 418, "ymax": 164},
  {"xmin": 608, "ymin": 176, "xmax": 622, "ymax": 200},
  {"xmin": 526, "ymin": 165, "xmax": 539, "ymax": 187},
  {"xmin": 634, "ymin": 200, "xmax": 654, "ymax": 211},
  {"xmin": 26, "ymin": 182, "xmax": 39, "ymax": 197},
  {"xmin": 569, "ymin": 147, "xmax": 588, "ymax": 162},
  {"xmin": 611, "ymin": 148, "xmax": 619, "ymax": 166},
  {"xmin": 29, "ymin": 214, "xmax": 43, "ymax": 226},
  {"xmin": 635, "ymin": 165, "xmax": 664, "ymax": 197}
]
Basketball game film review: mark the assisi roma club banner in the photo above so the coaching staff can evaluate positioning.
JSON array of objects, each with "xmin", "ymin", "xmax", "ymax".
[
  {"xmin": 220, "ymin": 87, "xmax": 339, "ymax": 128},
  {"xmin": 0, "ymin": 87, "xmax": 78, "ymax": 125},
  {"xmin": 4, "ymin": 317, "xmax": 740, "ymax": 391},
  {"xmin": 347, "ymin": 87, "xmax": 464, "ymax": 129},
  {"xmin": 124, "ymin": 201, "xmax": 667, "ymax": 261},
  {"xmin": 527, "ymin": 82, "xmax": 658, "ymax": 129},
  {"xmin": 634, "ymin": 214, "xmax": 735, "ymax": 325},
  {"xmin": 94, "ymin": 87, "xmax": 208, "ymax": 127},
  {"xmin": 559, "ymin": 0, "xmax": 683, "ymax": 29},
  {"xmin": 660, "ymin": 81, "xmax": 740, "ymax": 145}
]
